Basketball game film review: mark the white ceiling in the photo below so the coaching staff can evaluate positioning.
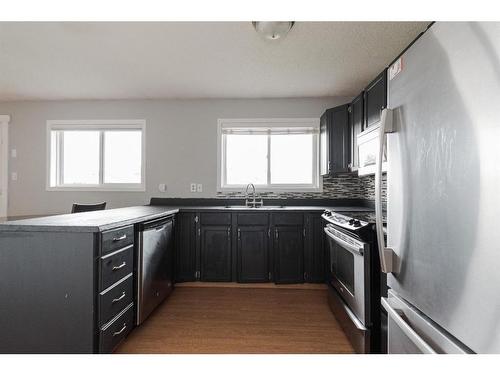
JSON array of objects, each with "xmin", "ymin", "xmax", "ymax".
[{"xmin": 0, "ymin": 22, "xmax": 429, "ymax": 101}]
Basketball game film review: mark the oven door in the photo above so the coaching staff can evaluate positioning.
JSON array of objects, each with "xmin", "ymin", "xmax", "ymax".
[{"xmin": 324, "ymin": 224, "xmax": 369, "ymax": 325}]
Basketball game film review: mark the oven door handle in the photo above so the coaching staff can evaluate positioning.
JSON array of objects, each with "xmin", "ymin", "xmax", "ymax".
[{"xmin": 324, "ymin": 227, "xmax": 364, "ymax": 256}]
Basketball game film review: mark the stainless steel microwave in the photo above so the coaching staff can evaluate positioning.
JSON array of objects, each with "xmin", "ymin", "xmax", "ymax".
[{"xmin": 357, "ymin": 124, "xmax": 387, "ymax": 176}]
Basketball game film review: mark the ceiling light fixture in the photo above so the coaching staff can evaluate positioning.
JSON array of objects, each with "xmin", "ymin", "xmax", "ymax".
[{"xmin": 252, "ymin": 21, "xmax": 295, "ymax": 41}]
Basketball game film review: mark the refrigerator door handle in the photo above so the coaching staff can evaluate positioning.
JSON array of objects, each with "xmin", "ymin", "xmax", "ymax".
[
  {"xmin": 375, "ymin": 107, "xmax": 398, "ymax": 273},
  {"xmin": 381, "ymin": 297, "xmax": 436, "ymax": 354}
]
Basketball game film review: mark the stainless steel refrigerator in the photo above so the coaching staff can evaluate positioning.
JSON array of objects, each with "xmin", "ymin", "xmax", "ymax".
[{"xmin": 377, "ymin": 22, "xmax": 500, "ymax": 354}]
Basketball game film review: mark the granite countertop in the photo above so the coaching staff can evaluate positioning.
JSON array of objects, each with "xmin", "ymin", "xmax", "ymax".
[
  {"xmin": 159, "ymin": 205, "xmax": 374, "ymax": 212},
  {"xmin": 0, "ymin": 204, "xmax": 374, "ymax": 233},
  {"xmin": 0, "ymin": 206, "xmax": 179, "ymax": 233}
]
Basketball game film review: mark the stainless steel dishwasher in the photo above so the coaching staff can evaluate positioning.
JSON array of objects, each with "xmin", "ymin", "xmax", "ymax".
[{"xmin": 136, "ymin": 215, "xmax": 174, "ymax": 325}]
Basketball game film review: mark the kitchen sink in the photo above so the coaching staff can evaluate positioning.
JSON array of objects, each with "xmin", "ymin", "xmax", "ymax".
[{"xmin": 224, "ymin": 205, "xmax": 284, "ymax": 209}]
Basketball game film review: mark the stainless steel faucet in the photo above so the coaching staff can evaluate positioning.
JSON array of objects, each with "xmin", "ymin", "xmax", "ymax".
[{"xmin": 245, "ymin": 183, "xmax": 263, "ymax": 208}]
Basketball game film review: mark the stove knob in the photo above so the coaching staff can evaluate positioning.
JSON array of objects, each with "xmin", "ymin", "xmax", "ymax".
[
  {"xmin": 348, "ymin": 219, "xmax": 355, "ymax": 225},
  {"xmin": 325, "ymin": 211, "xmax": 331, "ymax": 216},
  {"xmin": 352, "ymin": 220, "xmax": 361, "ymax": 227}
]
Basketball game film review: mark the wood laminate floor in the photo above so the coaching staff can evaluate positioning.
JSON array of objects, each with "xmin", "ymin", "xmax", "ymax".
[{"xmin": 116, "ymin": 285, "xmax": 353, "ymax": 354}]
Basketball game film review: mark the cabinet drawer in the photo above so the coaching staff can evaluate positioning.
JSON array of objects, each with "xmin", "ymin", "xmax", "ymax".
[
  {"xmin": 272, "ymin": 213, "xmax": 303, "ymax": 226},
  {"xmin": 237, "ymin": 213, "xmax": 269, "ymax": 226},
  {"xmin": 200, "ymin": 212, "xmax": 231, "ymax": 225},
  {"xmin": 101, "ymin": 225, "xmax": 134, "ymax": 255},
  {"xmin": 100, "ymin": 245, "xmax": 134, "ymax": 290},
  {"xmin": 99, "ymin": 303, "xmax": 134, "ymax": 353},
  {"xmin": 99, "ymin": 274, "xmax": 134, "ymax": 326}
]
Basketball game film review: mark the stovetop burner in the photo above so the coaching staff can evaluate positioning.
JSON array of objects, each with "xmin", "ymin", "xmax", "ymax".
[{"xmin": 321, "ymin": 209, "xmax": 386, "ymax": 233}]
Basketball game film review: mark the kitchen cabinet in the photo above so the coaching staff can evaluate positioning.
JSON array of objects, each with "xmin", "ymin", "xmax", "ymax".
[
  {"xmin": 200, "ymin": 225, "xmax": 232, "ymax": 281},
  {"xmin": 0, "ymin": 206, "xmax": 177, "ymax": 354},
  {"xmin": 319, "ymin": 111, "xmax": 330, "ymax": 175},
  {"xmin": 320, "ymin": 104, "xmax": 351, "ymax": 175},
  {"xmin": 349, "ymin": 92, "xmax": 364, "ymax": 172},
  {"xmin": 174, "ymin": 212, "xmax": 198, "ymax": 282},
  {"xmin": 364, "ymin": 69, "xmax": 387, "ymax": 130},
  {"xmin": 237, "ymin": 226, "xmax": 270, "ymax": 282},
  {"xmin": 273, "ymin": 225, "xmax": 304, "ymax": 284},
  {"xmin": 304, "ymin": 214, "xmax": 325, "ymax": 283}
]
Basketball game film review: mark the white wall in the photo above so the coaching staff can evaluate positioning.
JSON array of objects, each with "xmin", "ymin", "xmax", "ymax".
[{"xmin": 0, "ymin": 97, "xmax": 350, "ymax": 216}]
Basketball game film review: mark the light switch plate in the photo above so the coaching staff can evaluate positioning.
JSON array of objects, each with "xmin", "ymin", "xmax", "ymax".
[
  {"xmin": 11, "ymin": 149, "xmax": 17, "ymax": 158},
  {"xmin": 11, "ymin": 172, "xmax": 17, "ymax": 181},
  {"xmin": 197, "ymin": 183, "xmax": 203, "ymax": 192},
  {"xmin": 190, "ymin": 183, "xmax": 197, "ymax": 192}
]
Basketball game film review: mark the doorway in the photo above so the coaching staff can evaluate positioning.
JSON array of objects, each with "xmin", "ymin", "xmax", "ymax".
[{"xmin": 0, "ymin": 115, "xmax": 10, "ymax": 218}]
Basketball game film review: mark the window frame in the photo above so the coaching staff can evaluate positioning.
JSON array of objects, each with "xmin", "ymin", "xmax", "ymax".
[
  {"xmin": 217, "ymin": 118, "xmax": 322, "ymax": 192},
  {"xmin": 46, "ymin": 119, "xmax": 146, "ymax": 192}
]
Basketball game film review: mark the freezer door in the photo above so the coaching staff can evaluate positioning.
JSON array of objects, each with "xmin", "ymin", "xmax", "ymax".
[
  {"xmin": 387, "ymin": 22, "xmax": 500, "ymax": 353},
  {"xmin": 382, "ymin": 291, "xmax": 470, "ymax": 354}
]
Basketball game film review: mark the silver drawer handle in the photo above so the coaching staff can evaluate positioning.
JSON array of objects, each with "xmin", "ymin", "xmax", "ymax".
[
  {"xmin": 112, "ymin": 291, "xmax": 126, "ymax": 303},
  {"xmin": 112, "ymin": 262, "xmax": 126, "ymax": 271},
  {"xmin": 381, "ymin": 297, "xmax": 436, "ymax": 354},
  {"xmin": 112, "ymin": 234, "xmax": 127, "ymax": 242},
  {"xmin": 112, "ymin": 323, "xmax": 127, "ymax": 336}
]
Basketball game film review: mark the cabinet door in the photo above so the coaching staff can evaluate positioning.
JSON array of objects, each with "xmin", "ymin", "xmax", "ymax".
[
  {"xmin": 200, "ymin": 226, "xmax": 232, "ymax": 281},
  {"xmin": 350, "ymin": 93, "xmax": 364, "ymax": 171},
  {"xmin": 329, "ymin": 104, "xmax": 351, "ymax": 174},
  {"xmin": 175, "ymin": 212, "xmax": 198, "ymax": 282},
  {"xmin": 274, "ymin": 226, "xmax": 304, "ymax": 284},
  {"xmin": 304, "ymin": 214, "xmax": 325, "ymax": 283},
  {"xmin": 364, "ymin": 70, "xmax": 387, "ymax": 130},
  {"xmin": 319, "ymin": 111, "xmax": 330, "ymax": 176},
  {"xmin": 237, "ymin": 226, "xmax": 269, "ymax": 283}
]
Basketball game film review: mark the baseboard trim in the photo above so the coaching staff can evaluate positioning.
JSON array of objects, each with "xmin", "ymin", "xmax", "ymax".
[{"xmin": 175, "ymin": 281, "xmax": 327, "ymax": 290}]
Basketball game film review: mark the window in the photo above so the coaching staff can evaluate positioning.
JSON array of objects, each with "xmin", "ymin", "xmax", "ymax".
[
  {"xmin": 218, "ymin": 118, "xmax": 321, "ymax": 191},
  {"xmin": 47, "ymin": 120, "xmax": 145, "ymax": 191}
]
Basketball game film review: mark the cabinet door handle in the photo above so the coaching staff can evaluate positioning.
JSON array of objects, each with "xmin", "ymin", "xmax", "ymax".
[
  {"xmin": 237, "ymin": 228, "xmax": 241, "ymax": 241},
  {"xmin": 112, "ymin": 291, "xmax": 126, "ymax": 303},
  {"xmin": 112, "ymin": 234, "xmax": 127, "ymax": 242},
  {"xmin": 275, "ymin": 229, "xmax": 279, "ymax": 240},
  {"xmin": 112, "ymin": 261, "xmax": 126, "ymax": 271},
  {"xmin": 112, "ymin": 323, "xmax": 127, "ymax": 336}
]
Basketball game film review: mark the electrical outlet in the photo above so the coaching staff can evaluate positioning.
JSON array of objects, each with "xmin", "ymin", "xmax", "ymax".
[
  {"xmin": 158, "ymin": 183, "xmax": 167, "ymax": 193},
  {"xmin": 197, "ymin": 183, "xmax": 203, "ymax": 192},
  {"xmin": 11, "ymin": 172, "xmax": 17, "ymax": 181},
  {"xmin": 190, "ymin": 183, "xmax": 197, "ymax": 192}
]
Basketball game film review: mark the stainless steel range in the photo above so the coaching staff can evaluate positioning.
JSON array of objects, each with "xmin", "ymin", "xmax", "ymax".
[{"xmin": 321, "ymin": 209, "xmax": 386, "ymax": 353}]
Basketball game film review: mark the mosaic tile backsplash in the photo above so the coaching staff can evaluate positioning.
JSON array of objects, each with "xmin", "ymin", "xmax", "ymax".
[{"xmin": 216, "ymin": 173, "xmax": 387, "ymax": 203}]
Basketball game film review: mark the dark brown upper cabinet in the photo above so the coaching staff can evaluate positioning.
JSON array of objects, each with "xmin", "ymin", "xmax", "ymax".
[
  {"xmin": 320, "ymin": 104, "xmax": 350, "ymax": 175},
  {"xmin": 364, "ymin": 69, "xmax": 387, "ymax": 130},
  {"xmin": 349, "ymin": 92, "xmax": 364, "ymax": 172}
]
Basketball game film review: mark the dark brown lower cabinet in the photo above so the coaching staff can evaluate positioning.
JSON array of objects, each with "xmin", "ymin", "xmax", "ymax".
[
  {"xmin": 273, "ymin": 226, "xmax": 304, "ymax": 284},
  {"xmin": 174, "ymin": 212, "xmax": 198, "ymax": 282},
  {"xmin": 173, "ymin": 210, "xmax": 326, "ymax": 285},
  {"xmin": 237, "ymin": 226, "xmax": 270, "ymax": 282},
  {"xmin": 304, "ymin": 214, "xmax": 326, "ymax": 283},
  {"xmin": 200, "ymin": 225, "xmax": 232, "ymax": 281}
]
